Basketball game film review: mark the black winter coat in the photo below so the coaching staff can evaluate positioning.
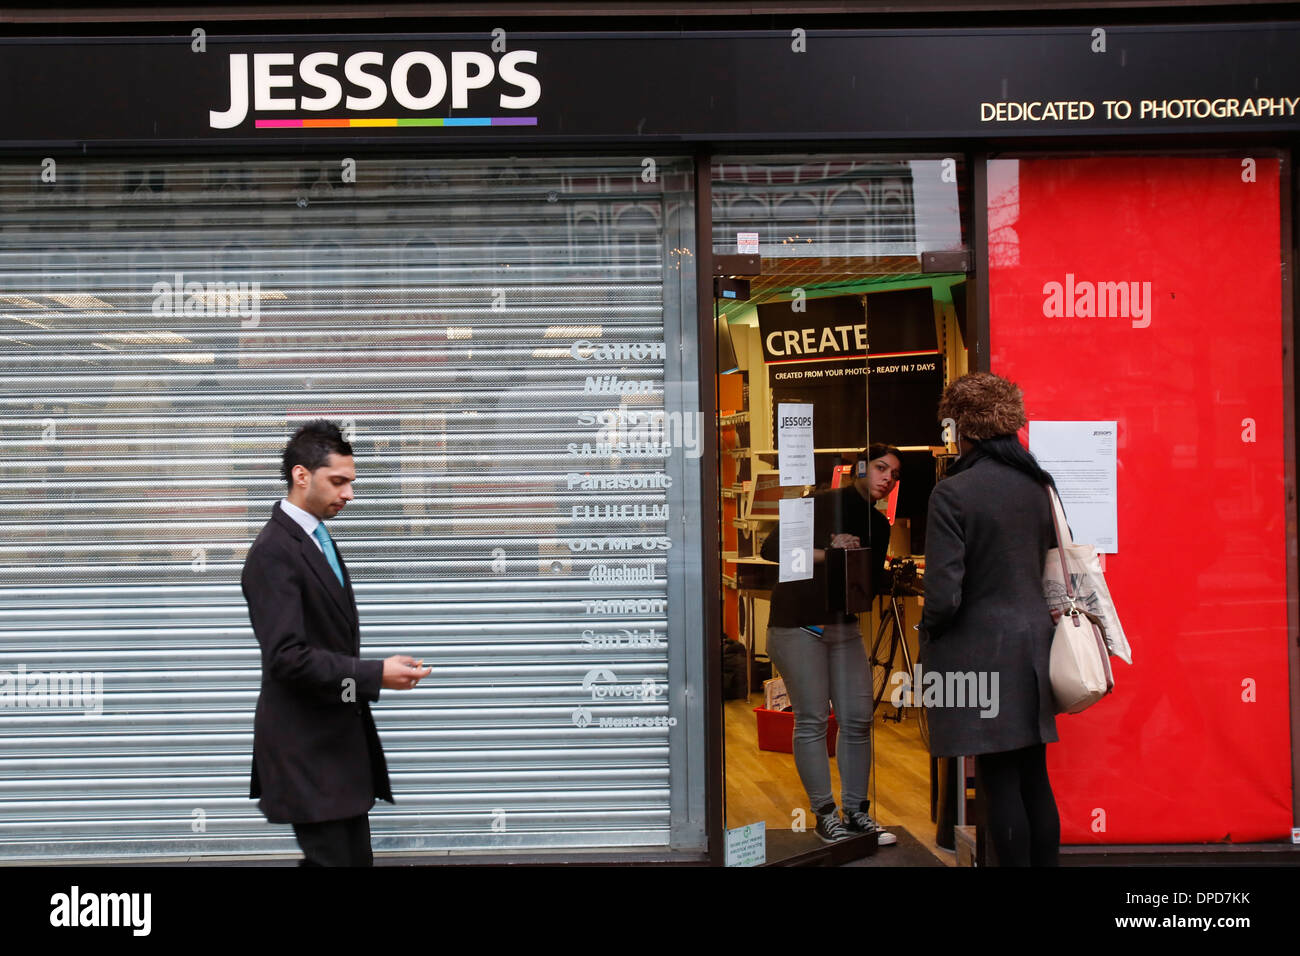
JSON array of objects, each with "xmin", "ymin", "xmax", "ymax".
[
  {"xmin": 759, "ymin": 485, "xmax": 892, "ymax": 627},
  {"xmin": 919, "ymin": 452, "xmax": 1059, "ymax": 757}
]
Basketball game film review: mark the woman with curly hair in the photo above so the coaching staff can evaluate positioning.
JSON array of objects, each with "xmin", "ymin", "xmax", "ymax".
[{"xmin": 920, "ymin": 372, "xmax": 1061, "ymax": 866}]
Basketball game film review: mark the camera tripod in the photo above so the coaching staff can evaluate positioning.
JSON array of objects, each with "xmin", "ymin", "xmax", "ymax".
[{"xmin": 868, "ymin": 572, "xmax": 929, "ymax": 750}]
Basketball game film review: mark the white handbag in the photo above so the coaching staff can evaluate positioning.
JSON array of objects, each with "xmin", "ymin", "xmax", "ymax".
[
  {"xmin": 1043, "ymin": 486, "xmax": 1132, "ymax": 665},
  {"xmin": 1045, "ymin": 486, "xmax": 1116, "ymax": 714}
]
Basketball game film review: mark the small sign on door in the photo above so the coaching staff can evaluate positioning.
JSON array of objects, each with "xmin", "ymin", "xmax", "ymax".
[{"xmin": 726, "ymin": 821, "xmax": 766, "ymax": 866}]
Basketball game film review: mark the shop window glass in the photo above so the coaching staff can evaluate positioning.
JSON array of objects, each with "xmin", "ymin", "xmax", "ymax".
[{"xmin": 987, "ymin": 154, "xmax": 1292, "ymax": 844}]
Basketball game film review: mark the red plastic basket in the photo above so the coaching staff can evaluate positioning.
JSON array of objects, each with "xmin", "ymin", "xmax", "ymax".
[{"xmin": 753, "ymin": 707, "xmax": 838, "ymax": 756}]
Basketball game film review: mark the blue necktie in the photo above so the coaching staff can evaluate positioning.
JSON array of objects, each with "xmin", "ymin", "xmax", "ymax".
[{"xmin": 312, "ymin": 523, "xmax": 345, "ymax": 587}]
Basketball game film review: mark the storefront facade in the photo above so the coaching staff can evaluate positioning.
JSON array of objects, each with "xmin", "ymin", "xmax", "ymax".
[{"xmin": 0, "ymin": 5, "xmax": 1295, "ymax": 864}]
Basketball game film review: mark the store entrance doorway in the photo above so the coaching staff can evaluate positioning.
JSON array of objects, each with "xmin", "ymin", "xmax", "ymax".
[{"xmin": 710, "ymin": 153, "xmax": 971, "ymax": 865}]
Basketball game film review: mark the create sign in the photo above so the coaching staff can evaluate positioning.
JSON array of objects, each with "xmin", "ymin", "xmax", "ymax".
[
  {"xmin": 758, "ymin": 296, "xmax": 868, "ymax": 451},
  {"xmin": 758, "ymin": 290, "xmax": 943, "ymax": 449}
]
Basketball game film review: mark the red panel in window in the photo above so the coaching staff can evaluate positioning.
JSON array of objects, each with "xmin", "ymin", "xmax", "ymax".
[{"xmin": 988, "ymin": 156, "xmax": 1291, "ymax": 844}]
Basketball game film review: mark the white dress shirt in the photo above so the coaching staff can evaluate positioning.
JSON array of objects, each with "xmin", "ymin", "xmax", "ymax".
[{"xmin": 280, "ymin": 498, "xmax": 325, "ymax": 553}]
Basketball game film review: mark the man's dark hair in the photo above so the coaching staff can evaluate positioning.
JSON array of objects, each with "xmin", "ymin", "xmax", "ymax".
[{"xmin": 281, "ymin": 420, "xmax": 353, "ymax": 486}]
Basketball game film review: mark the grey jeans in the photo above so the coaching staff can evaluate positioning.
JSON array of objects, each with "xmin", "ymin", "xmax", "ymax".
[{"xmin": 766, "ymin": 621, "xmax": 873, "ymax": 814}]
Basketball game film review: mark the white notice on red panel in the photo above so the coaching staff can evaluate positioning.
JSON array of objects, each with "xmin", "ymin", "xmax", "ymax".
[{"xmin": 1028, "ymin": 420, "xmax": 1119, "ymax": 552}]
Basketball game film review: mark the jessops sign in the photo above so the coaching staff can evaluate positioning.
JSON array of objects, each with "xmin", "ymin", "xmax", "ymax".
[
  {"xmin": 1, "ymin": 24, "xmax": 1297, "ymax": 146},
  {"xmin": 209, "ymin": 49, "xmax": 541, "ymax": 129}
]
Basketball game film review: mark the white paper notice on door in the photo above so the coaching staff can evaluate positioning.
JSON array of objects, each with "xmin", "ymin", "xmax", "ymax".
[
  {"xmin": 1028, "ymin": 420, "xmax": 1118, "ymax": 552},
  {"xmin": 778, "ymin": 496, "xmax": 814, "ymax": 582},
  {"xmin": 777, "ymin": 403, "xmax": 815, "ymax": 486}
]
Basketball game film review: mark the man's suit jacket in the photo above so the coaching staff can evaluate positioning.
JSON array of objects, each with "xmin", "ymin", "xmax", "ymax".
[{"xmin": 242, "ymin": 502, "xmax": 393, "ymax": 824}]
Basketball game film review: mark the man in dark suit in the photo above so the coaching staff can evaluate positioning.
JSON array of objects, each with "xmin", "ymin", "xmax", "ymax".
[{"xmin": 242, "ymin": 420, "xmax": 430, "ymax": 866}]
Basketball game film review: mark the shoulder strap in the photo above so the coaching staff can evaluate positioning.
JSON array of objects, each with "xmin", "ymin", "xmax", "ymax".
[
  {"xmin": 1045, "ymin": 485, "xmax": 1076, "ymax": 602},
  {"xmin": 1047, "ymin": 484, "xmax": 1074, "ymax": 548}
]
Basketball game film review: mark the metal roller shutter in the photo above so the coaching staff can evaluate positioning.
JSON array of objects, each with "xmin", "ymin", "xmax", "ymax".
[{"xmin": 0, "ymin": 155, "xmax": 706, "ymax": 860}]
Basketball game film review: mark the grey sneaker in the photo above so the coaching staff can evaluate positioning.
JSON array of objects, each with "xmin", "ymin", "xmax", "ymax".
[
  {"xmin": 845, "ymin": 805, "xmax": 898, "ymax": 845},
  {"xmin": 813, "ymin": 804, "xmax": 852, "ymax": 843}
]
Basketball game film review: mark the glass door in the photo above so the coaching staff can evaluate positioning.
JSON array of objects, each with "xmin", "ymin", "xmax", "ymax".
[{"xmin": 711, "ymin": 153, "xmax": 969, "ymax": 864}]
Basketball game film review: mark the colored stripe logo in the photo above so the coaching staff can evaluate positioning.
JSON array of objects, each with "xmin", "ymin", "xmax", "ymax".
[{"xmin": 254, "ymin": 117, "xmax": 538, "ymax": 129}]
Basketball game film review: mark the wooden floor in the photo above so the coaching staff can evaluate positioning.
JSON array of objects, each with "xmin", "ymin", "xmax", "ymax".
[{"xmin": 724, "ymin": 693, "xmax": 955, "ymax": 866}]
